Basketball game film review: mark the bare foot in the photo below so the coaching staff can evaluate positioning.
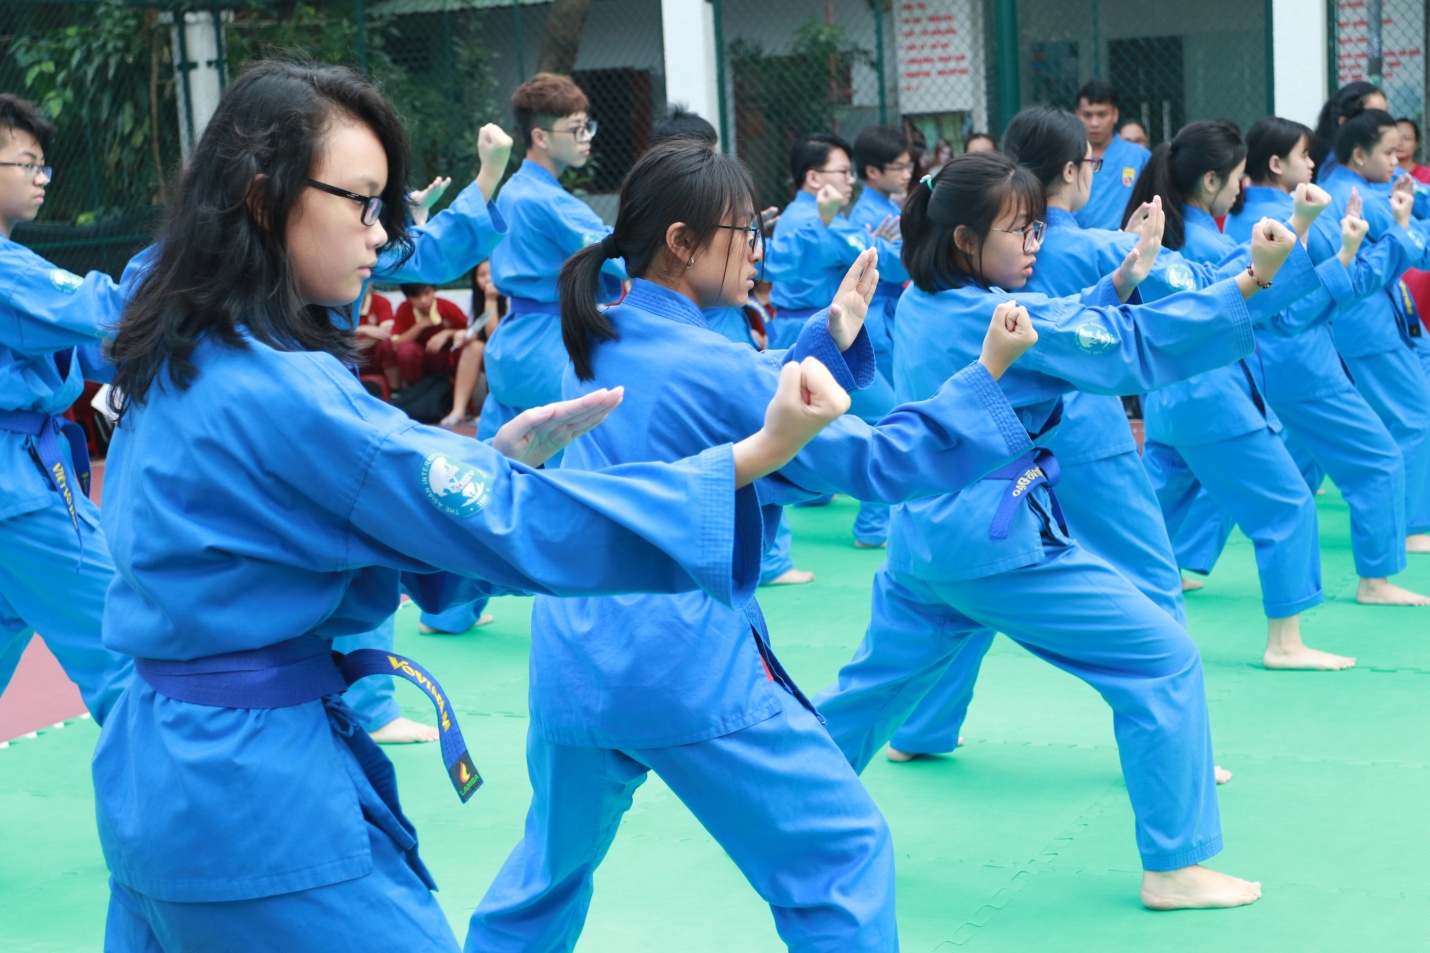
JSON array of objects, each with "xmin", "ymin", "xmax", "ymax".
[
  {"xmin": 764, "ymin": 568, "xmax": 815, "ymax": 586},
  {"xmin": 1315, "ymin": 488, "xmax": 1326, "ymax": 496},
  {"xmin": 1181, "ymin": 575, "xmax": 1205, "ymax": 592},
  {"xmin": 1141, "ymin": 865, "xmax": 1261, "ymax": 910},
  {"xmin": 1263, "ymin": 644, "xmax": 1356, "ymax": 670},
  {"xmin": 1408, "ymin": 533, "xmax": 1430, "ymax": 554},
  {"xmin": 369, "ymin": 717, "xmax": 439, "ymax": 744},
  {"xmin": 887, "ymin": 736, "xmax": 962, "ymax": 762},
  {"xmin": 1357, "ymin": 577, "xmax": 1430, "ymax": 606},
  {"xmin": 854, "ymin": 540, "xmax": 887, "ymax": 549},
  {"xmin": 1264, "ymin": 615, "xmax": 1355, "ymax": 670},
  {"xmin": 417, "ymin": 614, "xmax": 495, "ymax": 635},
  {"xmin": 1215, "ymin": 765, "xmax": 1232, "ymax": 784}
]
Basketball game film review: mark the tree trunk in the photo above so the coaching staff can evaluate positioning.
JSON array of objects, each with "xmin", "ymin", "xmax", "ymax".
[{"xmin": 536, "ymin": 0, "xmax": 592, "ymax": 75}]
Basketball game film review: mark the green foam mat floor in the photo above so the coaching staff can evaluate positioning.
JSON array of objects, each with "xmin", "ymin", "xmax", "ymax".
[{"xmin": 3, "ymin": 486, "xmax": 1428, "ymax": 951}]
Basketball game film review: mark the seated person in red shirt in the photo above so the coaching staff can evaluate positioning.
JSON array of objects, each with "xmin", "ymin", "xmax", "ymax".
[
  {"xmin": 354, "ymin": 287, "xmax": 398, "ymax": 390},
  {"xmin": 391, "ymin": 282, "xmax": 468, "ymax": 387}
]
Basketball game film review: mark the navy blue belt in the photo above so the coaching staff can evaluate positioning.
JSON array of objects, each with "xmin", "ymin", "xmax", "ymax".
[
  {"xmin": 984, "ymin": 448, "xmax": 1066, "ymax": 540},
  {"xmin": 507, "ymin": 296, "xmax": 562, "ymax": 317},
  {"xmin": 0, "ymin": 406, "xmax": 92, "ymax": 559},
  {"xmin": 135, "ymin": 635, "xmax": 482, "ymax": 803}
]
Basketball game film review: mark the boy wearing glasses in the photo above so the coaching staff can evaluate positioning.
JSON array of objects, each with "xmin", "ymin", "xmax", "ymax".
[
  {"xmin": 0, "ymin": 94, "xmax": 133, "ymax": 727},
  {"xmin": 478, "ymin": 72, "xmax": 624, "ymax": 448}
]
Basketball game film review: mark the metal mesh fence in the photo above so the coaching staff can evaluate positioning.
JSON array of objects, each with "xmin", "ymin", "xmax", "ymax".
[
  {"xmin": 1331, "ymin": 0, "xmax": 1427, "ymax": 142},
  {"xmin": 2, "ymin": 0, "xmax": 1380, "ymax": 278}
]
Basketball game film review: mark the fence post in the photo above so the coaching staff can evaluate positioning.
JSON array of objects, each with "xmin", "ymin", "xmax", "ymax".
[
  {"xmin": 1364, "ymin": 0, "xmax": 1382, "ymax": 87},
  {"xmin": 1325, "ymin": 0, "xmax": 1337, "ymax": 98},
  {"xmin": 994, "ymin": 0, "xmax": 1020, "ymax": 131},
  {"xmin": 711, "ymin": 0, "xmax": 729, "ymax": 154},
  {"xmin": 1263, "ymin": 0, "xmax": 1275, "ymax": 115},
  {"xmin": 872, "ymin": 0, "xmax": 887, "ymax": 125},
  {"xmin": 513, "ymin": 0, "xmax": 527, "ymax": 81}
]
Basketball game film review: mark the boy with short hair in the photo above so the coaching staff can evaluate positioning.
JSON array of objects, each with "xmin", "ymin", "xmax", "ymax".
[{"xmin": 1074, "ymin": 79, "xmax": 1152, "ymax": 230}]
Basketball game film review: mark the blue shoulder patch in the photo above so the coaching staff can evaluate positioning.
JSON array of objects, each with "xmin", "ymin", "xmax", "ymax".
[{"xmin": 421, "ymin": 452, "xmax": 492, "ymax": 518}]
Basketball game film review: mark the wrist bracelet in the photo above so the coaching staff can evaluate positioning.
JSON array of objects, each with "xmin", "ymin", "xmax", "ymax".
[{"xmin": 1246, "ymin": 263, "xmax": 1272, "ymax": 289}]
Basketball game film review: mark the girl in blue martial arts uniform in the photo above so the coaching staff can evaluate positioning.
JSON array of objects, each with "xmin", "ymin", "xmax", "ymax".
[
  {"xmin": 1133, "ymin": 121, "xmax": 1360, "ymax": 670},
  {"xmin": 817, "ymin": 150, "xmax": 1308, "ymax": 911},
  {"xmin": 1319, "ymin": 109, "xmax": 1430, "ymax": 556},
  {"xmin": 1225, "ymin": 117, "xmax": 1429, "ymax": 605},
  {"xmin": 468, "ymin": 140, "xmax": 1039, "ymax": 953},
  {"xmin": 0, "ymin": 93, "xmax": 134, "ymax": 725},
  {"xmin": 94, "ymin": 61, "xmax": 853, "ymax": 953}
]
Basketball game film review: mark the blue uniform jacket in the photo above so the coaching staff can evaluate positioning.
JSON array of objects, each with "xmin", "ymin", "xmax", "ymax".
[
  {"xmin": 887, "ymin": 275, "xmax": 1259, "ymax": 581},
  {"xmin": 94, "ymin": 332, "xmax": 766, "ymax": 901},
  {"xmin": 1141, "ymin": 206, "xmax": 1348, "ymax": 445},
  {"xmin": 1321, "ymin": 163, "xmax": 1430, "ymax": 358},
  {"xmin": 486, "ymin": 159, "xmax": 629, "ymax": 411},
  {"xmin": 379, "ymin": 178, "xmax": 506, "ymax": 286},
  {"xmin": 0, "ymin": 235, "xmax": 131, "ymax": 520},
  {"xmin": 766, "ymin": 190, "xmax": 901, "ymax": 313},
  {"xmin": 1227, "ymin": 185, "xmax": 1424, "ymax": 402},
  {"xmin": 530, "ymin": 279, "xmax": 1031, "ymax": 749},
  {"xmin": 848, "ymin": 186, "xmax": 909, "ymax": 373},
  {"xmin": 1074, "ymin": 133, "xmax": 1151, "ymax": 231}
]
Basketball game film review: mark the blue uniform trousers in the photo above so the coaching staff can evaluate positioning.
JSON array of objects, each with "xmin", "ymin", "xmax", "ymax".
[
  {"xmin": 1144, "ymin": 429, "xmax": 1323, "ymax": 618},
  {"xmin": 816, "ymin": 544, "xmax": 1221, "ymax": 872},
  {"xmin": 1274, "ymin": 390, "xmax": 1406, "ymax": 578},
  {"xmin": 847, "ymin": 370, "xmax": 896, "ymax": 546},
  {"xmin": 1345, "ymin": 347, "xmax": 1430, "ymax": 535},
  {"xmin": 885, "ymin": 448, "xmax": 1186, "ymax": 755},
  {"xmin": 467, "ymin": 695, "xmax": 897, "ymax": 953},
  {"xmin": 0, "ymin": 493, "xmax": 131, "ymax": 724},
  {"xmin": 105, "ymin": 793, "xmax": 459, "ymax": 953},
  {"xmin": 418, "ymin": 598, "xmax": 492, "ymax": 634},
  {"xmin": 759, "ymin": 510, "xmax": 796, "ymax": 584},
  {"xmin": 1167, "ymin": 485, "xmax": 1234, "ymax": 576}
]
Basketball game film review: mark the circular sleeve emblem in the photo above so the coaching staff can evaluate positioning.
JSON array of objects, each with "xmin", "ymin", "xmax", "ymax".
[
  {"xmin": 1164, "ymin": 262, "xmax": 1195, "ymax": 291},
  {"xmin": 1073, "ymin": 320, "xmax": 1116, "ymax": 355},
  {"xmin": 49, "ymin": 269, "xmax": 84, "ymax": 294},
  {"xmin": 421, "ymin": 452, "xmax": 493, "ymax": 518}
]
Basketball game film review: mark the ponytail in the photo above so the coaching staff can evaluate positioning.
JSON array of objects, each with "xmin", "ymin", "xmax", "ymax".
[
  {"xmin": 560, "ymin": 138, "xmax": 761, "ymax": 380},
  {"xmin": 1123, "ymin": 120, "xmax": 1244, "ymax": 250},
  {"xmin": 902, "ymin": 152, "xmax": 1044, "ymax": 293},
  {"xmin": 1311, "ymin": 81, "xmax": 1382, "ymax": 178}
]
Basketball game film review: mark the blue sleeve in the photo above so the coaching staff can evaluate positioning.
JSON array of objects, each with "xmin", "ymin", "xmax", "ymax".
[
  {"xmin": 540, "ymin": 193, "xmax": 629, "ymax": 283},
  {"xmin": 765, "ymin": 214, "xmax": 864, "ymax": 285},
  {"xmin": 1018, "ymin": 277, "xmax": 1256, "ymax": 395},
  {"xmin": 0, "ymin": 243, "xmax": 122, "ymax": 353},
  {"xmin": 77, "ymin": 343, "xmax": 115, "ymax": 384},
  {"xmin": 1193, "ymin": 238, "xmax": 1321, "ymax": 325},
  {"xmin": 777, "ymin": 309, "xmax": 877, "ymax": 392},
  {"xmin": 762, "ymin": 361, "xmax": 1032, "ymax": 504},
  {"xmin": 870, "ymin": 234, "xmax": 909, "ymax": 285},
  {"xmin": 376, "ymin": 180, "xmax": 508, "ymax": 284}
]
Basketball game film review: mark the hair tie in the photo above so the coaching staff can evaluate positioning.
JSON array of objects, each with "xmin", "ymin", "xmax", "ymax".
[
  {"xmin": 920, "ymin": 173, "xmax": 935, "ymax": 192},
  {"xmin": 599, "ymin": 233, "xmax": 622, "ymax": 260}
]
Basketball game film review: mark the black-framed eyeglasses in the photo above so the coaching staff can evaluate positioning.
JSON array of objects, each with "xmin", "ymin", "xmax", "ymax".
[
  {"xmin": 715, "ymin": 223, "xmax": 764, "ymax": 254},
  {"xmin": 539, "ymin": 119, "xmax": 598, "ymax": 142},
  {"xmin": 882, "ymin": 161, "xmax": 914, "ymax": 173},
  {"xmin": 304, "ymin": 178, "xmax": 384, "ymax": 226},
  {"xmin": 0, "ymin": 161, "xmax": 52, "ymax": 181},
  {"xmin": 990, "ymin": 220, "xmax": 1047, "ymax": 253},
  {"xmin": 814, "ymin": 166, "xmax": 855, "ymax": 179},
  {"xmin": 1075, "ymin": 156, "xmax": 1105, "ymax": 173}
]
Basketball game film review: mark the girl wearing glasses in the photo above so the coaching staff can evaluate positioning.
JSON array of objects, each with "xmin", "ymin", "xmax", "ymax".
[
  {"xmin": 0, "ymin": 93, "xmax": 135, "ymax": 731},
  {"xmin": 875, "ymin": 106, "xmax": 1386, "ymax": 766},
  {"xmin": 93, "ymin": 60, "xmax": 855, "ymax": 952},
  {"xmin": 1133, "ymin": 120, "xmax": 1395, "ymax": 671},
  {"xmin": 816, "ymin": 150, "xmax": 1305, "ymax": 911},
  {"xmin": 467, "ymin": 138, "xmax": 1040, "ymax": 952}
]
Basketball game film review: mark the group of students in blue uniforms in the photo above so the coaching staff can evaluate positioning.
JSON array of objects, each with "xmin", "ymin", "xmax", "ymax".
[{"xmin": 4, "ymin": 57, "xmax": 1430, "ymax": 950}]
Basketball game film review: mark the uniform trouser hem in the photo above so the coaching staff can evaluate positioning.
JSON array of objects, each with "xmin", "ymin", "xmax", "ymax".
[
  {"xmin": 1409, "ymin": 523, "xmax": 1430, "ymax": 535},
  {"xmin": 1262, "ymin": 589, "xmax": 1323, "ymax": 619},
  {"xmin": 1141, "ymin": 833, "xmax": 1223, "ymax": 872}
]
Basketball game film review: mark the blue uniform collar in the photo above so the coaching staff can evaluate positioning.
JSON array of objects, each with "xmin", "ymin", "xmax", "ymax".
[
  {"xmin": 1241, "ymin": 185, "xmax": 1292, "ymax": 212},
  {"xmin": 791, "ymin": 190, "xmax": 818, "ymax": 209},
  {"xmin": 623, "ymin": 279, "xmax": 710, "ymax": 329},
  {"xmin": 857, "ymin": 186, "xmax": 899, "ymax": 217},
  {"xmin": 1183, "ymin": 204, "xmax": 1220, "ymax": 231},
  {"xmin": 517, "ymin": 158, "xmax": 562, "ymax": 188},
  {"xmin": 1046, "ymin": 206, "xmax": 1080, "ymax": 230}
]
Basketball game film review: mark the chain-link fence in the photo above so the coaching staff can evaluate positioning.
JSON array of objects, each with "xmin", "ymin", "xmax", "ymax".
[
  {"xmin": 5, "ymin": 0, "xmax": 1394, "ymax": 278},
  {"xmin": 1331, "ymin": 0, "xmax": 1427, "ymax": 138}
]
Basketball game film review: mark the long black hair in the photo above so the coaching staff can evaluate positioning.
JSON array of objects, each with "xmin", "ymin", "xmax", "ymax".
[
  {"xmin": 1000, "ymin": 106, "xmax": 1088, "ymax": 193},
  {"xmin": 560, "ymin": 139, "xmax": 760, "ymax": 380},
  {"xmin": 901, "ymin": 151, "xmax": 1045, "ymax": 293},
  {"xmin": 1335, "ymin": 108, "xmax": 1397, "ymax": 168},
  {"xmin": 109, "ymin": 60, "xmax": 414, "ymax": 416},
  {"xmin": 1123, "ymin": 120, "xmax": 1244, "ymax": 250},
  {"xmin": 1311, "ymin": 81, "xmax": 1382, "ymax": 177},
  {"xmin": 1245, "ymin": 116, "xmax": 1314, "ymax": 186}
]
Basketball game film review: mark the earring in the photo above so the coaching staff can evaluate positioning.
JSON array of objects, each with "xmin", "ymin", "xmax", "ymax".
[{"xmin": 687, "ymin": 257, "xmax": 695, "ymax": 268}]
